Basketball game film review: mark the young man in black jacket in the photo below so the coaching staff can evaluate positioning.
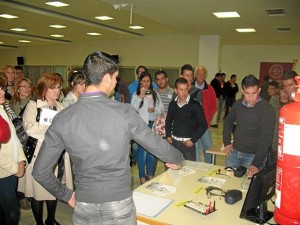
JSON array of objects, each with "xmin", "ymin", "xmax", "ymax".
[{"xmin": 166, "ymin": 78, "xmax": 208, "ymax": 161}]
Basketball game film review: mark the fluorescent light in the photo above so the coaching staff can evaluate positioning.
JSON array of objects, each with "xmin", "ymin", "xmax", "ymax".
[
  {"xmin": 0, "ymin": 14, "xmax": 18, "ymax": 19},
  {"xmin": 236, "ymin": 28, "xmax": 256, "ymax": 33},
  {"xmin": 129, "ymin": 26, "xmax": 144, "ymax": 30},
  {"xmin": 86, "ymin": 32, "xmax": 101, "ymax": 36},
  {"xmin": 18, "ymin": 40, "xmax": 31, "ymax": 43},
  {"xmin": 11, "ymin": 28, "xmax": 27, "ymax": 32},
  {"xmin": 213, "ymin": 12, "xmax": 240, "ymax": 18},
  {"xmin": 49, "ymin": 24, "xmax": 66, "ymax": 29},
  {"xmin": 0, "ymin": 42, "xmax": 3, "ymax": 44},
  {"xmin": 95, "ymin": 16, "xmax": 113, "ymax": 21},
  {"xmin": 45, "ymin": 1, "xmax": 69, "ymax": 7},
  {"xmin": 50, "ymin": 34, "xmax": 64, "ymax": 37}
]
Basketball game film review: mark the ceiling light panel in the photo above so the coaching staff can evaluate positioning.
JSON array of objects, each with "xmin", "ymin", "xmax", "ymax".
[
  {"xmin": 95, "ymin": 16, "xmax": 114, "ymax": 21},
  {"xmin": 0, "ymin": 14, "xmax": 18, "ymax": 19},
  {"xmin": 236, "ymin": 28, "xmax": 256, "ymax": 33},
  {"xmin": 86, "ymin": 32, "xmax": 101, "ymax": 36},
  {"xmin": 129, "ymin": 26, "xmax": 144, "ymax": 30},
  {"xmin": 49, "ymin": 25, "xmax": 66, "ymax": 29},
  {"xmin": 50, "ymin": 34, "xmax": 64, "ymax": 37},
  {"xmin": 11, "ymin": 28, "xmax": 27, "ymax": 32},
  {"xmin": 18, "ymin": 40, "xmax": 31, "ymax": 43},
  {"xmin": 213, "ymin": 12, "xmax": 240, "ymax": 18},
  {"xmin": 45, "ymin": 1, "xmax": 69, "ymax": 7}
]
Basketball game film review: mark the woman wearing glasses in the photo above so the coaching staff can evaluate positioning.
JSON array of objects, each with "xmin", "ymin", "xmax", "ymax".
[
  {"xmin": 19, "ymin": 72, "xmax": 73, "ymax": 225},
  {"xmin": 10, "ymin": 78, "xmax": 33, "ymax": 210},
  {"xmin": 10, "ymin": 78, "xmax": 33, "ymax": 116}
]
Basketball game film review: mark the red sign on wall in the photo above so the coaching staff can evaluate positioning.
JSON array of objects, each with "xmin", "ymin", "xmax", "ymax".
[{"xmin": 259, "ymin": 62, "xmax": 294, "ymax": 81}]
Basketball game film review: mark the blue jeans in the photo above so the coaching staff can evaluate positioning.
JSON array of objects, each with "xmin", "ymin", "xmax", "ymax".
[
  {"xmin": 137, "ymin": 146, "xmax": 157, "ymax": 178},
  {"xmin": 0, "ymin": 175, "xmax": 20, "ymax": 225},
  {"xmin": 225, "ymin": 149, "xmax": 255, "ymax": 168},
  {"xmin": 195, "ymin": 129, "xmax": 213, "ymax": 163},
  {"xmin": 137, "ymin": 121, "xmax": 157, "ymax": 178},
  {"xmin": 131, "ymin": 141, "xmax": 138, "ymax": 162},
  {"xmin": 73, "ymin": 196, "xmax": 136, "ymax": 225}
]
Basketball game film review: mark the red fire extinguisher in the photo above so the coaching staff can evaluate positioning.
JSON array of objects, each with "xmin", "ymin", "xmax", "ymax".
[{"xmin": 274, "ymin": 76, "xmax": 300, "ymax": 225}]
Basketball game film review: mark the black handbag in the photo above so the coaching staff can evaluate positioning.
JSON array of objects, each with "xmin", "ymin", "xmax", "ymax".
[{"xmin": 13, "ymin": 104, "xmax": 41, "ymax": 164}]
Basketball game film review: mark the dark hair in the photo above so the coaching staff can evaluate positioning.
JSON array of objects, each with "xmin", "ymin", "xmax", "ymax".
[
  {"xmin": 241, "ymin": 75, "xmax": 259, "ymax": 89},
  {"xmin": 68, "ymin": 71, "xmax": 85, "ymax": 88},
  {"xmin": 136, "ymin": 71, "xmax": 157, "ymax": 107},
  {"xmin": 155, "ymin": 70, "xmax": 168, "ymax": 79},
  {"xmin": 263, "ymin": 75, "xmax": 270, "ymax": 81},
  {"xmin": 215, "ymin": 73, "xmax": 222, "ymax": 78},
  {"xmin": 135, "ymin": 65, "xmax": 148, "ymax": 76},
  {"xmin": 115, "ymin": 77, "xmax": 130, "ymax": 103},
  {"xmin": 83, "ymin": 51, "xmax": 119, "ymax": 86},
  {"xmin": 175, "ymin": 77, "xmax": 188, "ymax": 88},
  {"xmin": 180, "ymin": 64, "xmax": 194, "ymax": 75},
  {"xmin": 14, "ymin": 66, "xmax": 23, "ymax": 71},
  {"xmin": 268, "ymin": 80, "xmax": 280, "ymax": 90},
  {"xmin": 282, "ymin": 70, "xmax": 297, "ymax": 81},
  {"xmin": 221, "ymin": 72, "xmax": 226, "ymax": 77},
  {"xmin": 231, "ymin": 74, "xmax": 237, "ymax": 79}
]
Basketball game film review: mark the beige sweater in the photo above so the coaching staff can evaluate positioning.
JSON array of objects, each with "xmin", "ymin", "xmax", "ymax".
[{"xmin": 0, "ymin": 105, "xmax": 27, "ymax": 178}]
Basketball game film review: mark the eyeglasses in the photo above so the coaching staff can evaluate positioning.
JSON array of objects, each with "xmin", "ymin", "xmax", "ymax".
[
  {"xmin": 216, "ymin": 169, "xmax": 231, "ymax": 178},
  {"xmin": 206, "ymin": 186, "xmax": 226, "ymax": 199},
  {"xmin": 0, "ymin": 87, "xmax": 7, "ymax": 92},
  {"xmin": 19, "ymin": 85, "xmax": 32, "ymax": 89}
]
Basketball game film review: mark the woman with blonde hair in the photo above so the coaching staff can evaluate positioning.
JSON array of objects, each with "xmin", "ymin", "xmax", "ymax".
[
  {"xmin": 2, "ymin": 65, "xmax": 16, "ymax": 100},
  {"xmin": 10, "ymin": 78, "xmax": 33, "ymax": 115},
  {"xmin": 19, "ymin": 72, "xmax": 73, "ymax": 225}
]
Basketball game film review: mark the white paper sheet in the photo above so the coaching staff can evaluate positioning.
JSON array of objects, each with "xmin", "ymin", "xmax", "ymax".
[
  {"xmin": 39, "ymin": 108, "xmax": 58, "ymax": 125},
  {"xmin": 133, "ymin": 191, "xmax": 173, "ymax": 217}
]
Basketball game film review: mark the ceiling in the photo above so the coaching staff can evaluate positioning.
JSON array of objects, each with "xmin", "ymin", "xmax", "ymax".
[{"xmin": 0, "ymin": 0, "xmax": 300, "ymax": 49}]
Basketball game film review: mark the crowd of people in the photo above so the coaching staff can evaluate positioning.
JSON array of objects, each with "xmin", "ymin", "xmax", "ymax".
[{"xmin": 0, "ymin": 55, "xmax": 298, "ymax": 225}]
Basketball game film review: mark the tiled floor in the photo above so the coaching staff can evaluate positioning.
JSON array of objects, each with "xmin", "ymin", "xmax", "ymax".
[{"xmin": 19, "ymin": 124, "xmax": 225, "ymax": 225}]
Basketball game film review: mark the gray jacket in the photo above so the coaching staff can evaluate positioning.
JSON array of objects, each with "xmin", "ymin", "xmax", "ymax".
[{"xmin": 32, "ymin": 92, "xmax": 184, "ymax": 203}]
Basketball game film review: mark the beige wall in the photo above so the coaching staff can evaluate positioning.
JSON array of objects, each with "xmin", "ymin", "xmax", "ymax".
[
  {"xmin": 0, "ymin": 34, "xmax": 199, "ymax": 67},
  {"xmin": 1, "ymin": 34, "xmax": 299, "ymax": 89},
  {"xmin": 220, "ymin": 45, "xmax": 300, "ymax": 98}
]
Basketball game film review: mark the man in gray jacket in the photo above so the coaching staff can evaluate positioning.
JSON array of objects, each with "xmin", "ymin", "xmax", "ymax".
[{"xmin": 32, "ymin": 51, "xmax": 184, "ymax": 225}]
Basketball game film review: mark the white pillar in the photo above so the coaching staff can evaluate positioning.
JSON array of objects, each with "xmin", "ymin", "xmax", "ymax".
[{"xmin": 198, "ymin": 35, "xmax": 221, "ymax": 81}]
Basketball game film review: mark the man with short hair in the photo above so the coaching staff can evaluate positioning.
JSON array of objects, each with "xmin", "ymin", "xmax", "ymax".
[
  {"xmin": 155, "ymin": 70, "xmax": 174, "ymax": 113},
  {"xmin": 166, "ymin": 78, "xmax": 207, "ymax": 161},
  {"xmin": 223, "ymin": 74, "xmax": 239, "ymax": 118},
  {"xmin": 223, "ymin": 75, "xmax": 275, "ymax": 177},
  {"xmin": 14, "ymin": 66, "xmax": 24, "ymax": 79},
  {"xmin": 193, "ymin": 66, "xmax": 217, "ymax": 163},
  {"xmin": 32, "ymin": 51, "xmax": 184, "ymax": 225},
  {"xmin": 282, "ymin": 70, "xmax": 298, "ymax": 102}
]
